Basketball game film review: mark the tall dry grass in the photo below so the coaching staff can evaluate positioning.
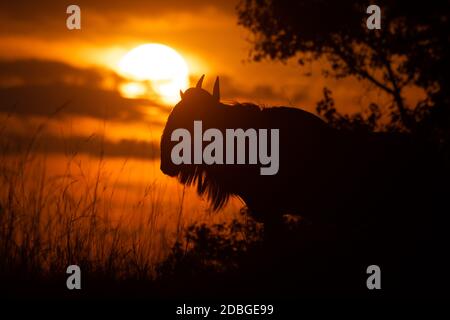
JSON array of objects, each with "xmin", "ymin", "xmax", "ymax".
[{"xmin": 0, "ymin": 111, "xmax": 239, "ymax": 283}]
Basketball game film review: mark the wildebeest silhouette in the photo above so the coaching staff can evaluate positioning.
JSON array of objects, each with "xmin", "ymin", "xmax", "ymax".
[
  {"xmin": 158, "ymin": 75, "xmax": 450, "ymax": 297},
  {"xmin": 160, "ymin": 75, "xmax": 443, "ymax": 243}
]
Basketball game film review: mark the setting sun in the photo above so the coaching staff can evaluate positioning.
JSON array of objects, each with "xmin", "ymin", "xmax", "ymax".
[{"xmin": 118, "ymin": 43, "xmax": 189, "ymax": 104}]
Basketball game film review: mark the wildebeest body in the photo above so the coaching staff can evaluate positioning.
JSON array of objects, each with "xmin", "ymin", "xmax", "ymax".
[
  {"xmin": 160, "ymin": 77, "xmax": 441, "ymax": 233},
  {"xmin": 159, "ymin": 76, "xmax": 449, "ymax": 297}
]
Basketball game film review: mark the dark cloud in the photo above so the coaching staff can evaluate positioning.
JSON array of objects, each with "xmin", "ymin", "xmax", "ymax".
[
  {"xmin": 0, "ymin": 0, "xmax": 237, "ymax": 35},
  {"xmin": 0, "ymin": 59, "xmax": 164, "ymax": 159},
  {"xmin": 0, "ymin": 59, "xmax": 115, "ymax": 87},
  {"xmin": 0, "ymin": 59, "xmax": 168, "ymax": 123},
  {"xmin": 1, "ymin": 131, "xmax": 159, "ymax": 160},
  {"xmin": 0, "ymin": 0, "xmax": 236, "ymax": 17},
  {"xmin": 0, "ymin": 84, "xmax": 161, "ymax": 122},
  {"xmin": 217, "ymin": 75, "xmax": 313, "ymax": 106}
]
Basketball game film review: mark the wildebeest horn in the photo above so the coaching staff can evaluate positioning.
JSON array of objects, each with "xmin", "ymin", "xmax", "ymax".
[
  {"xmin": 179, "ymin": 90, "xmax": 184, "ymax": 99},
  {"xmin": 213, "ymin": 76, "xmax": 220, "ymax": 101},
  {"xmin": 196, "ymin": 74, "xmax": 205, "ymax": 88}
]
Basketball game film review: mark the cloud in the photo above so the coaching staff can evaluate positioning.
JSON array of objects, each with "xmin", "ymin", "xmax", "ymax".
[
  {"xmin": 0, "ymin": 0, "xmax": 237, "ymax": 36},
  {"xmin": 0, "ymin": 59, "xmax": 114, "ymax": 87},
  {"xmin": 0, "ymin": 1, "xmax": 236, "ymax": 18},
  {"xmin": 0, "ymin": 84, "xmax": 156, "ymax": 122},
  {"xmin": 0, "ymin": 59, "xmax": 168, "ymax": 123},
  {"xmin": 1, "ymin": 131, "xmax": 159, "ymax": 160},
  {"xmin": 215, "ymin": 75, "xmax": 314, "ymax": 107}
]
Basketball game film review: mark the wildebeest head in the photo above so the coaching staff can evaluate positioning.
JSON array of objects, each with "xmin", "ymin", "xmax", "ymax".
[
  {"xmin": 160, "ymin": 74, "xmax": 220, "ymax": 175},
  {"xmin": 160, "ymin": 75, "xmax": 228, "ymax": 205}
]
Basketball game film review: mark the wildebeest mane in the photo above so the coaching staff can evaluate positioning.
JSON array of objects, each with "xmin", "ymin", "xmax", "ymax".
[{"xmin": 175, "ymin": 101, "xmax": 262, "ymax": 211}]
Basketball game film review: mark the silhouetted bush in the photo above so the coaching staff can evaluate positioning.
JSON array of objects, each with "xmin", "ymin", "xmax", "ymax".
[{"xmin": 157, "ymin": 209, "xmax": 262, "ymax": 279}]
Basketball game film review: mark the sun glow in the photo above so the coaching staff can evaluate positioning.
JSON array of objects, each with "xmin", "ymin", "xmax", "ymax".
[{"xmin": 118, "ymin": 43, "xmax": 189, "ymax": 104}]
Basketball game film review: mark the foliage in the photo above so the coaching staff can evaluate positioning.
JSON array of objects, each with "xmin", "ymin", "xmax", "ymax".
[
  {"xmin": 238, "ymin": 0, "xmax": 450, "ymax": 136},
  {"xmin": 157, "ymin": 210, "xmax": 262, "ymax": 278}
]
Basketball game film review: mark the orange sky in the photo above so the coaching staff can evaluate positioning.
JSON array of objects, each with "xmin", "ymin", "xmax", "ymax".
[
  {"xmin": 0, "ymin": 0, "xmax": 426, "ymax": 153},
  {"xmin": 0, "ymin": 0, "xmax": 389, "ymax": 112},
  {"xmin": 0, "ymin": 0, "xmax": 426, "ymax": 226}
]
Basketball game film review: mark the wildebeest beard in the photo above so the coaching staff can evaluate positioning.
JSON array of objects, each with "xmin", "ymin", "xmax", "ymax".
[{"xmin": 177, "ymin": 163, "xmax": 232, "ymax": 211}]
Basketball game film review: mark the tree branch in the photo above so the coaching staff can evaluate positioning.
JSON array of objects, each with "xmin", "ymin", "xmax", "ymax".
[
  {"xmin": 330, "ymin": 42, "xmax": 395, "ymax": 95},
  {"xmin": 381, "ymin": 56, "xmax": 411, "ymax": 129}
]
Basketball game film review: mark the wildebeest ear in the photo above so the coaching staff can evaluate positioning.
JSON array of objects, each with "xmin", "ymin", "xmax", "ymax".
[
  {"xmin": 212, "ymin": 76, "xmax": 220, "ymax": 101},
  {"xmin": 196, "ymin": 74, "xmax": 205, "ymax": 88},
  {"xmin": 179, "ymin": 90, "xmax": 184, "ymax": 99}
]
